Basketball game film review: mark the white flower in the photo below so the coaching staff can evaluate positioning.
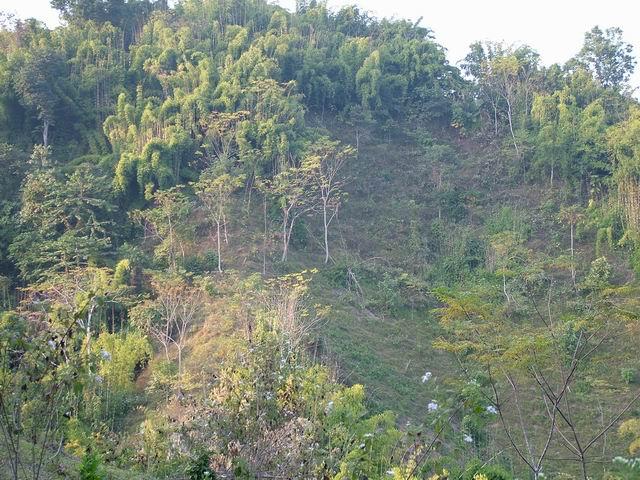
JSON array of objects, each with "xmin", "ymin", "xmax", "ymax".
[
  {"xmin": 100, "ymin": 349, "xmax": 111, "ymax": 361},
  {"xmin": 325, "ymin": 401, "xmax": 334, "ymax": 413},
  {"xmin": 47, "ymin": 340, "xmax": 56, "ymax": 349},
  {"xmin": 421, "ymin": 371, "xmax": 432, "ymax": 383},
  {"xmin": 387, "ymin": 470, "xmax": 395, "ymax": 476},
  {"xmin": 427, "ymin": 400, "xmax": 438, "ymax": 412},
  {"xmin": 486, "ymin": 405, "xmax": 498, "ymax": 414},
  {"xmin": 94, "ymin": 375, "xmax": 103, "ymax": 384},
  {"xmin": 359, "ymin": 443, "xmax": 366, "ymax": 449},
  {"xmin": 363, "ymin": 433, "xmax": 373, "ymax": 438},
  {"xmin": 463, "ymin": 434, "xmax": 473, "ymax": 443}
]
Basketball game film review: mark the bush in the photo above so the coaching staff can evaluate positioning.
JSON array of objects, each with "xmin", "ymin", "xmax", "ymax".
[
  {"xmin": 147, "ymin": 360, "xmax": 178, "ymax": 399},
  {"xmin": 183, "ymin": 251, "xmax": 220, "ymax": 274},
  {"xmin": 79, "ymin": 451, "xmax": 105, "ymax": 480},
  {"xmin": 484, "ymin": 206, "xmax": 531, "ymax": 240},
  {"xmin": 185, "ymin": 451, "xmax": 216, "ymax": 480},
  {"xmin": 621, "ymin": 368, "xmax": 637, "ymax": 384}
]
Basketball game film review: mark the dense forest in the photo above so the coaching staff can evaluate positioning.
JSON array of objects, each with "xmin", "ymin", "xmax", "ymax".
[{"xmin": 2, "ymin": 1, "xmax": 640, "ymax": 478}]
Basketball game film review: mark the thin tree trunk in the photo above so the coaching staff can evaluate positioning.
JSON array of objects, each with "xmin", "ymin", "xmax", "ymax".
[
  {"xmin": 42, "ymin": 118, "xmax": 50, "ymax": 147},
  {"xmin": 282, "ymin": 212, "xmax": 289, "ymax": 262},
  {"xmin": 506, "ymin": 98, "xmax": 519, "ymax": 157},
  {"xmin": 323, "ymin": 202, "xmax": 329, "ymax": 264},
  {"xmin": 216, "ymin": 219, "xmax": 222, "ymax": 273},
  {"xmin": 263, "ymin": 193, "xmax": 267, "ymax": 275},
  {"xmin": 570, "ymin": 222, "xmax": 576, "ymax": 288}
]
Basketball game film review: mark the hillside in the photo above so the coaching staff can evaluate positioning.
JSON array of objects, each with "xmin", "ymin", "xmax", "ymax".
[{"xmin": 2, "ymin": 1, "xmax": 640, "ymax": 480}]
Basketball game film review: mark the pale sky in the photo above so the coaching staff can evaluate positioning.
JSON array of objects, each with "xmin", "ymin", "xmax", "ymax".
[{"xmin": 2, "ymin": 0, "xmax": 640, "ymax": 90}]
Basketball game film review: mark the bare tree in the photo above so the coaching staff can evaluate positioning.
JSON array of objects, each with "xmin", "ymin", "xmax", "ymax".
[
  {"xmin": 262, "ymin": 270, "xmax": 323, "ymax": 357},
  {"xmin": 139, "ymin": 276, "xmax": 204, "ymax": 377},
  {"xmin": 307, "ymin": 138, "xmax": 354, "ymax": 263},
  {"xmin": 194, "ymin": 166, "xmax": 245, "ymax": 272}
]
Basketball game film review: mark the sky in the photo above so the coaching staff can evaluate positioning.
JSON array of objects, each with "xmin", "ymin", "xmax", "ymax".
[{"xmin": 2, "ymin": 0, "xmax": 640, "ymax": 90}]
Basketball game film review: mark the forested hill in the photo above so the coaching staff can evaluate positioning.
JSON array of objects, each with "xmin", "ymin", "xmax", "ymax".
[{"xmin": 2, "ymin": 1, "xmax": 640, "ymax": 479}]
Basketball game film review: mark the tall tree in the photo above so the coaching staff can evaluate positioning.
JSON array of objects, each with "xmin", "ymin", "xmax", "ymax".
[
  {"xmin": 306, "ymin": 138, "xmax": 354, "ymax": 263},
  {"xmin": 13, "ymin": 49, "xmax": 65, "ymax": 146},
  {"xmin": 136, "ymin": 187, "xmax": 193, "ymax": 271},
  {"xmin": 10, "ymin": 163, "xmax": 116, "ymax": 281},
  {"xmin": 270, "ymin": 161, "xmax": 317, "ymax": 262},
  {"xmin": 193, "ymin": 164, "xmax": 245, "ymax": 272},
  {"xmin": 133, "ymin": 274, "xmax": 203, "ymax": 377},
  {"xmin": 575, "ymin": 26, "xmax": 636, "ymax": 90}
]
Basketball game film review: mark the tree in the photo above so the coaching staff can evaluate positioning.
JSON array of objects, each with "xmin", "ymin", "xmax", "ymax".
[
  {"xmin": 355, "ymin": 50, "xmax": 382, "ymax": 113},
  {"xmin": 559, "ymin": 205, "xmax": 584, "ymax": 288},
  {"xmin": 137, "ymin": 187, "xmax": 193, "ymax": 271},
  {"xmin": 0, "ymin": 307, "xmax": 87, "ymax": 480},
  {"xmin": 10, "ymin": 164, "xmax": 116, "ymax": 281},
  {"xmin": 575, "ymin": 26, "xmax": 636, "ymax": 89},
  {"xmin": 201, "ymin": 111, "xmax": 250, "ymax": 164},
  {"xmin": 133, "ymin": 274, "xmax": 203, "ymax": 377},
  {"xmin": 435, "ymin": 271, "xmax": 640, "ymax": 479},
  {"xmin": 306, "ymin": 138, "xmax": 354, "ymax": 263},
  {"xmin": 13, "ymin": 49, "xmax": 65, "ymax": 146},
  {"xmin": 608, "ymin": 106, "xmax": 640, "ymax": 237},
  {"xmin": 193, "ymin": 164, "xmax": 245, "ymax": 272},
  {"xmin": 269, "ymin": 161, "xmax": 317, "ymax": 262},
  {"xmin": 462, "ymin": 42, "xmax": 539, "ymax": 158},
  {"xmin": 50, "ymin": 0, "xmax": 164, "ymax": 46}
]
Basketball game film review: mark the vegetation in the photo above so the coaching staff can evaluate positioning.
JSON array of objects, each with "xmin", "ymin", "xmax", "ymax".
[{"xmin": 1, "ymin": 0, "xmax": 640, "ymax": 478}]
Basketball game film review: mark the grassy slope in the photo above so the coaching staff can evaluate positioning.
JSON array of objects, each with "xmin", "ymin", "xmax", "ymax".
[
  {"xmin": 287, "ymin": 117, "xmax": 640, "ymax": 475},
  {"xmin": 301, "ymin": 119, "xmax": 461, "ymax": 420}
]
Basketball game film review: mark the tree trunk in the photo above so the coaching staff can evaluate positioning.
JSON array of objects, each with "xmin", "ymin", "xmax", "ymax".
[
  {"xmin": 323, "ymin": 202, "xmax": 330, "ymax": 264},
  {"xmin": 506, "ymin": 98, "xmax": 519, "ymax": 157},
  {"xmin": 216, "ymin": 219, "xmax": 222, "ymax": 273},
  {"xmin": 282, "ymin": 211, "xmax": 289, "ymax": 262},
  {"xmin": 42, "ymin": 118, "xmax": 50, "ymax": 148},
  {"xmin": 262, "ymin": 194, "xmax": 267, "ymax": 275},
  {"xmin": 570, "ymin": 222, "xmax": 576, "ymax": 288}
]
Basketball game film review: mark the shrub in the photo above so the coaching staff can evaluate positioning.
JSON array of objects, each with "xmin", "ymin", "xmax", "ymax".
[
  {"xmin": 79, "ymin": 451, "xmax": 105, "ymax": 480},
  {"xmin": 621, "ymin": 368, "xmax": 637, "ymax": 384},
  {"xmin": 183, "ymin": 251, "xmax": 220, "ymax": 274},
  {"xmin": 185, "ymin": 451, "xmax": 216, "ymax": 480}
]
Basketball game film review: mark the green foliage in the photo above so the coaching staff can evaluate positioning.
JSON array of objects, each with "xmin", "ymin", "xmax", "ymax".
[
  {"xmin": 0, "ymin": 308, "xmax": 88, "ymax": 479},
  {"xmin": 185, "ymin": 450, "xmax": 215, "ymax": 480},
  {"xmin": 575, "ymin": 26, "xmax": 636, "ymax": 89},
  {"xmin": 484, "ymin": 206, "xmax": 531, "ymax": 240},
  {"xmin": 183, "ymin": 251, "xmax": 220, "ymax": 274},
  {"xmin": 10, "ymin": 163, "xmax": 118, "ymax": 281},
  {"xmin": 94, "ymin": 331, "xmax": 151, "ymax": 391},
  {"xmin": 1, "ymin": 3, "xmax": 640, "ymax": 479},
  {"xmin": 136, "ymin": 186, "xmax": 194, "ymax": 270},
  {"xmin": 79, "ymin": 450, "xmax": 106, "ymax": 480},
  {"xmin": 581, "ymin": 256, "xmax": 613, "ymax": 291},
  {"xmin": 146, "ymin": 359, "xmax": 178, "ymax": 399}
]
